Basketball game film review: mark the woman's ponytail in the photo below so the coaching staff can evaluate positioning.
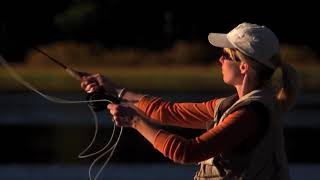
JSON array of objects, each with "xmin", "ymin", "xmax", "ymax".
[
  {"xmin": 276, "ymin": 62, "xmax": 300, "ymax": 112},
  {"xmin": 233, "ymin": 49, "xmax": 300, "ymax": 112}
]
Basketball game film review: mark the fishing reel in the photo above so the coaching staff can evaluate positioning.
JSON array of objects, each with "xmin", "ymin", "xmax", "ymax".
[{"xmin": 86, "ymin": 87, "xmax": 120, "ymax": 112}]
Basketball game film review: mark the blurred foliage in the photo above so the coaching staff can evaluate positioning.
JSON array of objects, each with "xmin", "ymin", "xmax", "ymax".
[
  {"xmin": 165, "ymin": 40, "xmax": 215, "ymax": 64},
  {"xmin": 1, "ymin": 63, "xmax": 319, "ymax": 93},
  {"xmin": 14, "ymin": 40, "xmax": 319, "ymax": 93},
  {"xmin": 280, "ymin": 44, "xmax": 319, "ymax": 65},
  {"xmin": 25, "ymin": 41, "xmax": 319, "ymax": 67},
  {"xmin": 0, "ymin": 65, "xmax": 224, "ymax": 93},
  {"xmin": 25, "ymin": 41, "xmax": 102, "ymax": 67},
  {"xmin": 54, "ymin": 2, "xmax": 97, "ymax": 32}
]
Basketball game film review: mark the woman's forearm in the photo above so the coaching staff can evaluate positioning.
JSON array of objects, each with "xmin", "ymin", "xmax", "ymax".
[{"xmin": 133, "ymin": 117, "xmax": 161, "ymax": 145}]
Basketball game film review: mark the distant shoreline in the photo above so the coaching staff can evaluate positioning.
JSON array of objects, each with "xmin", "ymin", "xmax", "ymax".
[{"xmin": 0, "ymin": 65, "xmax": 319, "ymax": 93}]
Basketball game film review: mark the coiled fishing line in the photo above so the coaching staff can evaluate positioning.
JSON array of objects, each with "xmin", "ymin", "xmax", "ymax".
[{"xmin": 0, "ymin": 55, "xmax": 121, "ymax": 180}]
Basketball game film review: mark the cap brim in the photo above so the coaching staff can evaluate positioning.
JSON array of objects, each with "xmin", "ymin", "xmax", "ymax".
[{"xmin": 208, "ymin": 33, "xmax": 235, "ymax": 48}]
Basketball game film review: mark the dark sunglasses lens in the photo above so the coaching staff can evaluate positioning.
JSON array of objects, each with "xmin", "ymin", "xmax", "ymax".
[
  {"xmin": 222, "ymin": 51, "xmax": 231, "ymax": 60},
  {"xmin": 221, "ymin": 51, "xmax": 240, "ymax": 62}
]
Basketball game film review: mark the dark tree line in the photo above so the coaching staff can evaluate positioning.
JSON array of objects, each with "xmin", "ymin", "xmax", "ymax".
[{"xmin": 1, "ymin": 0, "xmax": 318, "ymax": 62}]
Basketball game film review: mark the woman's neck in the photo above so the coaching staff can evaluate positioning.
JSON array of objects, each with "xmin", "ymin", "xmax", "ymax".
[
  {"xmin": 235, "ymin": 85, "xmax": 247, "ymax": 98},
  {"xmin": 235, "ymin": 74, "xmax": 260, "ymax": 98}
]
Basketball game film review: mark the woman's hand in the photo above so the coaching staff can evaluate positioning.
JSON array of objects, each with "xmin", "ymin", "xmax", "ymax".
[
  {"xmin": 107, "ymin": 103, "xmax": 143, "ymax": 128},
  {"xmin": 80, "ymin": 73, "xmax": 146, "ymax": 105},
  {"xmin": 80, "ymin": 73, "xmax": 118, "ymax": 95}
]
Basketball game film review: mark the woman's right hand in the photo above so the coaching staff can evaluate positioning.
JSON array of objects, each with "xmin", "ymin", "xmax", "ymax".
[
  {"xmin": 81, "ymin": 73, "xmax": 146, "ymax": 104},
  {"xmin": 80, "ymin": 73, "xmax": 118, "ymax": 95},
  {"xmin": 107, "ymin": 103, "xmax": 143, "ymax": 128}
]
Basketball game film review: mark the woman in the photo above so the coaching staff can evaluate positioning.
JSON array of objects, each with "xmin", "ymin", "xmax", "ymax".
[{"xmin": 81, "ymin": 22, "xmax": 299, "ymax": 179}]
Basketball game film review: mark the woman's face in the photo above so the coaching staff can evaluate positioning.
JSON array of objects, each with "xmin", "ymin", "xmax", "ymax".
[{"xmin": 219, "ymin": 49, "xmax": 243, "ymax": 86}]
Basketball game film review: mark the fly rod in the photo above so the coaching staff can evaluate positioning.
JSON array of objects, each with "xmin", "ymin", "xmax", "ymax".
[
  {"xmin": 33, "ymin": 47, "xmax": 86, "ymax": 80},
  {"xmin": 32, "ymin": 47, "xmax": 120, "ymax": 111}
]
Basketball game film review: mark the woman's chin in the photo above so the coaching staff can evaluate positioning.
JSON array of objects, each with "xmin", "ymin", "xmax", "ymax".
[
  {"xmin": 223, "ymin": 79, "xmax": 233, "ymax": 86},
  {"xmin": 222, "ymin": 77, "xmax": 229, "ymax": 84}
]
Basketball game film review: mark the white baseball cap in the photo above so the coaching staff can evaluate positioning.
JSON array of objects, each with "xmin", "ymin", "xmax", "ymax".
[{"xmin": 208, "ymin": 22, "xmax": 279, "ymax": 69}]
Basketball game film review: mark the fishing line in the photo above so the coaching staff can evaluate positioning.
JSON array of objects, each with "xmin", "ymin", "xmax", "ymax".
[
  {"xmin": 88, "ymin": 126, "xmax": 123, "ymax": 180},
  {"xmin": 83, "ymin": 106, "xmax": 122, "ymax": 180},
  {"xmin": 0, "ymin": 55, "xmax": 105, "ymax": 104},
  {"xmin": 79, "ymin": 106, "xmax": 118, "ymax": 159},
  {"xmin": 0, "ymin": 55, "xmax": 121, "ymax": 180}
]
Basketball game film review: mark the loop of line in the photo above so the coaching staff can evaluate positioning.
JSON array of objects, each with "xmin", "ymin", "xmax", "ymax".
[{"xmin": 0, "ymin": 55, "xmax": 121, "ymax": 180}]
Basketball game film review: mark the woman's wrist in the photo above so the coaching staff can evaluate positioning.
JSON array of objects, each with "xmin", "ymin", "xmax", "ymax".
[
  {"xmin": 117, "ymin": 88, "xmax": 126, "ymax": 99},
  {"xmin": 132, "ymin": 116, "xmax": 146, "ymax": 130},
  {"xmin": 114, "ymin": 88, "xmax": 147, "ymax": 104}
]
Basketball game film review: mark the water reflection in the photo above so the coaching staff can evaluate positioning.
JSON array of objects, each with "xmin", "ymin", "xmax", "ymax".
[
  {"xmin": 1, "ymin": 92, "xmax": 320, "ymax": 127},
  {"xmin": 1, "ymin": 92, "xmax": 320, "ymax": 162},
  {"xmin": 0, "ymin": 164, "xmax": 319, "ymax": 180}
]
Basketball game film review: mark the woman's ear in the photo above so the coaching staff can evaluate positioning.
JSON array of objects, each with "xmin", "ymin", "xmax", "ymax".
[{"xmin": 239, "ymin": 62, "xmax": 249, "ymax": 74}]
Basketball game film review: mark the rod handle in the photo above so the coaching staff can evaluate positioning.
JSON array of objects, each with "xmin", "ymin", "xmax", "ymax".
[{"xmin": 65, "ymin": 68, "xmax": 88, "ymax": 80}]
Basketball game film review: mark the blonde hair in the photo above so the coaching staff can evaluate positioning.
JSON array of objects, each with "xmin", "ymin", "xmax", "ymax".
[{"xmin": 225, "ymin": 48, "xmax": 300, "ymax": 112}]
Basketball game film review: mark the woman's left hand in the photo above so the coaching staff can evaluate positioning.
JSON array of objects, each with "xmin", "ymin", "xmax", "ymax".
[{"xmin": 107, "ymin": 103, "xmax": 142, "ymax": 128}]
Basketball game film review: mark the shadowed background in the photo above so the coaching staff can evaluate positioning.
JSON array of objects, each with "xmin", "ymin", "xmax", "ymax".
[{"xmin": 0, "ymin": 0, "xmax": 320, "ymax": 179}]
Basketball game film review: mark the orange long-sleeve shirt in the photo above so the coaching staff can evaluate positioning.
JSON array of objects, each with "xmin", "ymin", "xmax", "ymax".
[{"xmin": 137, "ymin": 96, "xmax": 267, "ymax": 164}]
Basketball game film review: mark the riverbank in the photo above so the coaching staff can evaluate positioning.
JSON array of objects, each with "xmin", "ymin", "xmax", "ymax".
[{"xmin": 1, "ymin": 64, "xmax": 319, "ymax": 93}]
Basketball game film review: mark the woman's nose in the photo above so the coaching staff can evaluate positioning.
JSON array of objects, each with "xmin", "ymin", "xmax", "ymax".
[{"xmin": 219, "ymin": 57, "xmax": 224, "ymax": 64}]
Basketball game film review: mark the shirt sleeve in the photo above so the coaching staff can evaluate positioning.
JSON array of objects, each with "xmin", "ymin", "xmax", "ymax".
[
  {"xmin": 137, "ymin": 96, "xmax": 218, "ymax": 129},
  {"xmin": 152, "ymin": 106, "xmax": 264, "ymax": 164}
]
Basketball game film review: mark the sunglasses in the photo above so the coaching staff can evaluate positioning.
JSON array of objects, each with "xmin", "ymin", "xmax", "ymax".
[{"xmin": 221, "ymin": 50, "xmax": 240, "ymax": 62}]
